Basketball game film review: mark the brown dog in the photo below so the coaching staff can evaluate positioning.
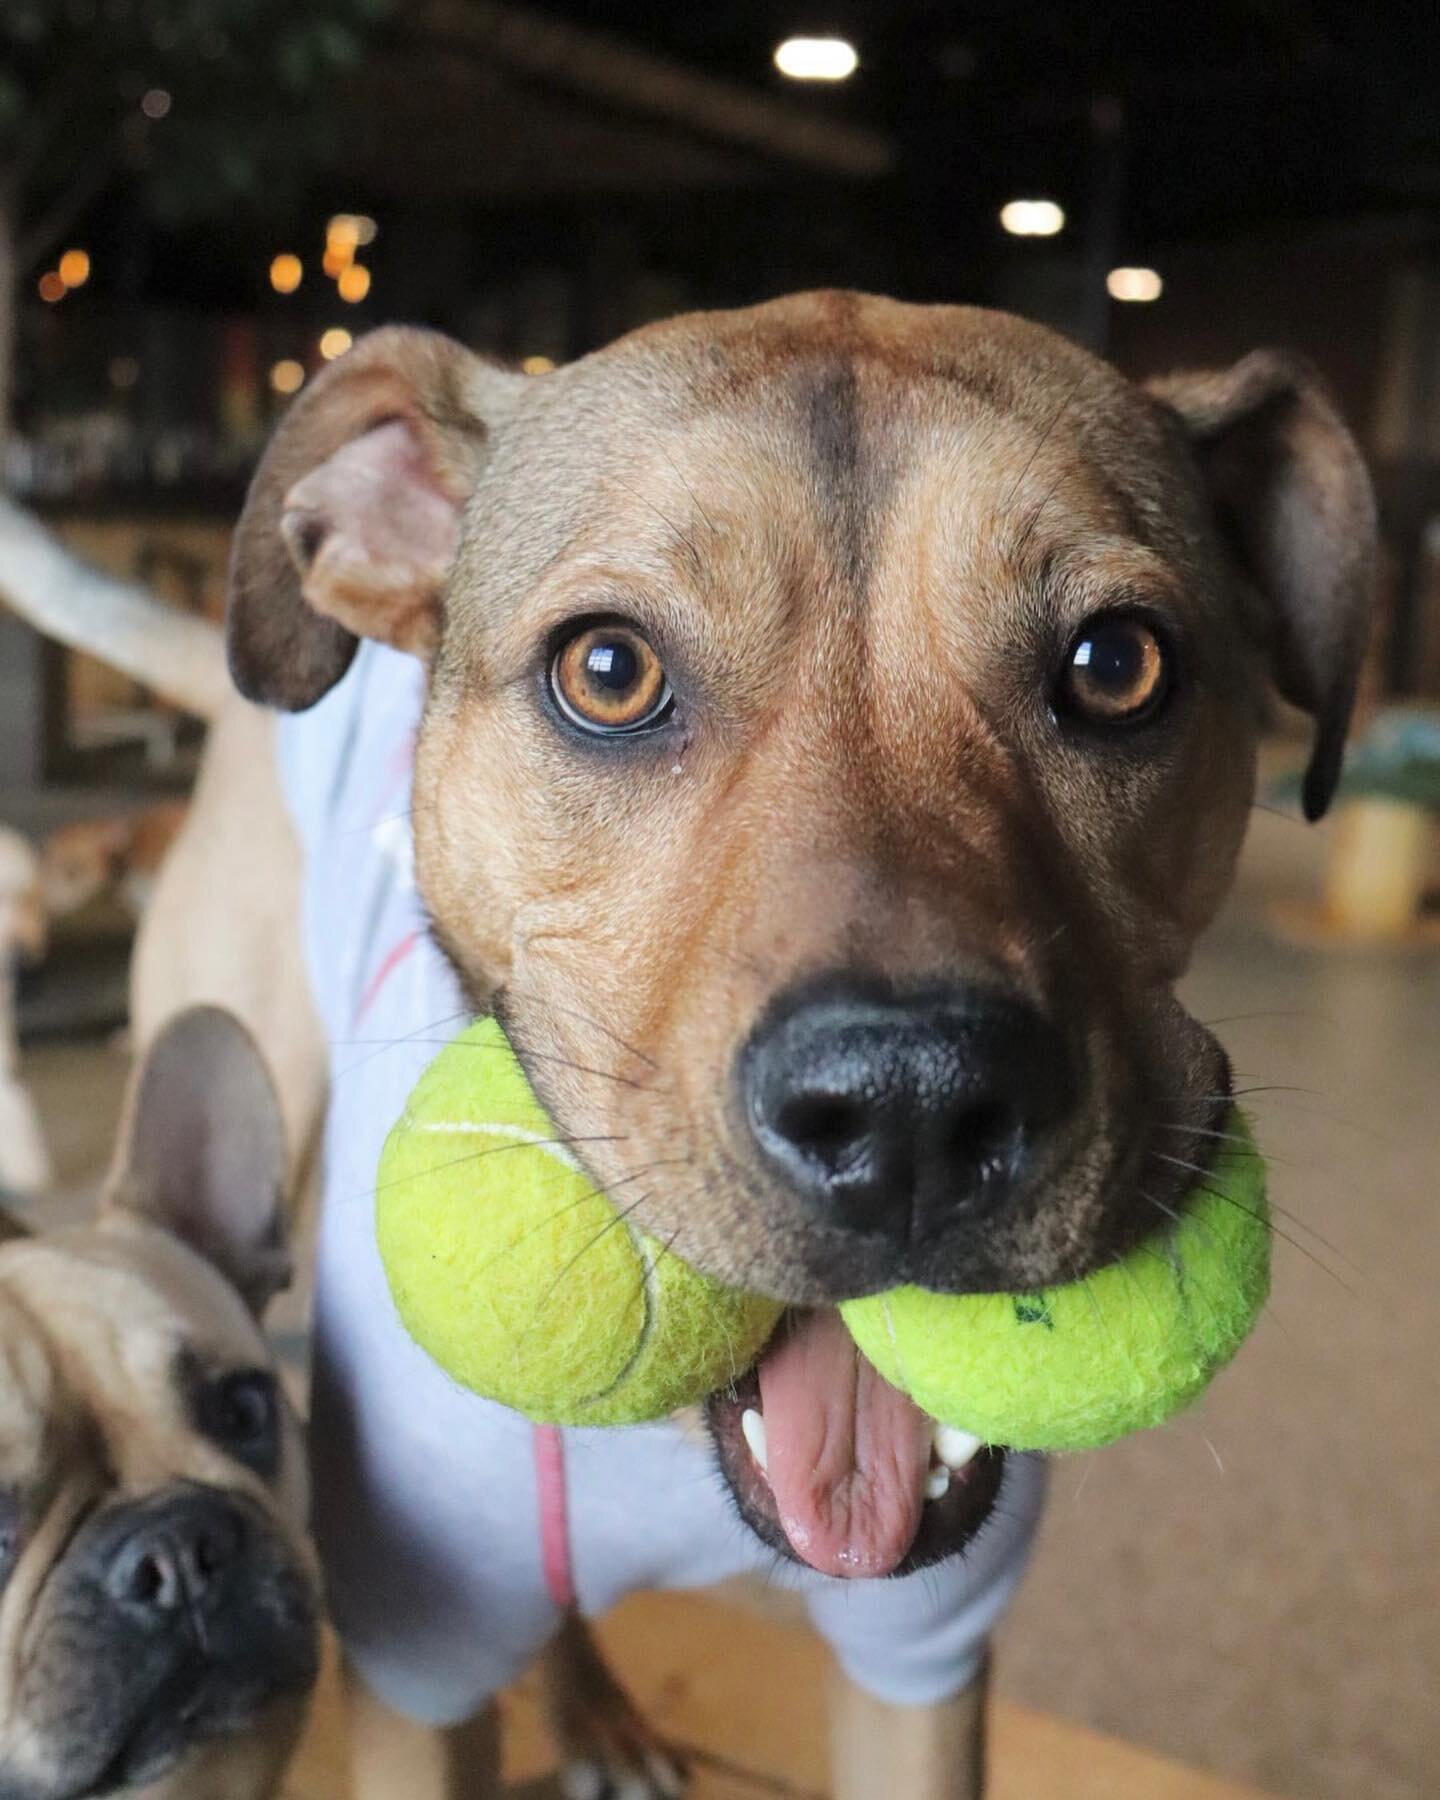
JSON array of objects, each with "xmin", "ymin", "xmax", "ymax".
[
  {"xmin": 0, "ymin": 290, "xmax": 1375, "ymax": 1797},
  {"xmin": 0, "ymin": 1007, "xmax": 319, "ymax": 1800},
  {"xmin": 39, "ymin": 804, "xmax": 191, "ymax": 927}
]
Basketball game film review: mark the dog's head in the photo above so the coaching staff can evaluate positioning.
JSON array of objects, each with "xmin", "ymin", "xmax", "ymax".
[
  {"xmin": 0, "ymin": 1009, "xmax": 318, "ymax": 1799},
  {"xmin": 228, "ymin": 292, "xmax": 1374, "ymax": 1576}
]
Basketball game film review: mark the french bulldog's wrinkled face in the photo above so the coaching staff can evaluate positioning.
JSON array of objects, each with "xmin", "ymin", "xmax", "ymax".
[{"xmin": 0, "ymin": 1010, "xmax": 318, "ymax": 1800}]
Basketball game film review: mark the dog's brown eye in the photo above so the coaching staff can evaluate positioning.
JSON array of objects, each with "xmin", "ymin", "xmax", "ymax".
[
  {"xmin": 1060, "ymin": 615, "xmax": 1171, "ymax": 724},
  {"xmin": 551, "ymin": 624, "xmax": 673, "ymax": 735}
]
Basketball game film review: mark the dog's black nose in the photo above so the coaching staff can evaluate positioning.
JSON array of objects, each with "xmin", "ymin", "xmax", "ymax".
[
  {"xmin": 102, "ymin": 1487, "xmax": 247, "ymax": 1626},
  {"xmin": 741, "ymin": 976, "xmax": 1075, "ymax": 1246}
]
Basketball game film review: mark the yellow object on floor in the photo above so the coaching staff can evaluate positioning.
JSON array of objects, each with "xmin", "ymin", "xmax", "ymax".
[{"xmin": 283, "ymin": 1590, "xmax": 1278, "ymax": 1799}]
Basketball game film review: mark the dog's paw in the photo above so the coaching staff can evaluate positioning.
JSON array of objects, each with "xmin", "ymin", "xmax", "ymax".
[{"xmin": 559, "ymin": 1747, "xmax": 685, "ymax": 1800}]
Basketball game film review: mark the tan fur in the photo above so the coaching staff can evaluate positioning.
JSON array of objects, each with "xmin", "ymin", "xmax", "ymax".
[
  {"xmin": 18, "ymin": 291, "xmax": 1374, "ymax": 1799},
  {"xmin": 40, "ymin": 802, "xmax": 189, "ymax": 923},
  {"xmin": 128, "ymin": 698, "xmax": 326, "ymax": 1185}
]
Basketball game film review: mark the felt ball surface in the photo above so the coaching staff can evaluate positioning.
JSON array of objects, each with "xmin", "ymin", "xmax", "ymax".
[
  {"xmin": 376, "ymin": 1017, "xmax": 783, "ymax": 1425},
  {"xmin": 839, "ymin": 1109, "xmax": 1269, "ymax": 1452}
]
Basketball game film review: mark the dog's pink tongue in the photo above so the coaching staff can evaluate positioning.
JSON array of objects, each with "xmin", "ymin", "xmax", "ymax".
[{"xmin": 757, "ymin": 1308, "xmax": 931, "ymax": 1578}]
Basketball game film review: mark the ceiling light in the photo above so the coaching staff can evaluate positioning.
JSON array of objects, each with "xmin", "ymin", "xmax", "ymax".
[
  {"xmin": 319, "ymin": 327, "xmax": 353, "ymax": 361},
  {"xmin": 58, "ymin": 249, "xmax": 90, "ymax": 288},
  {"xmin": 999, "ymin": 199, "xmax": 1065, "ymax": 237},
  {"xmin": 1107, "ymin": 266, "xmax": 1163, "ymax": 303},
  {"xmin": 521, "ymin": 354, "xmax": 556, "ymax": 374},
  {"xmin": 774, "ymin": 36, "xmax": 858, "ymax": 81},
  {"xmin": 336, "ymin": 263, "xmax": 371, "ymax": 303}
]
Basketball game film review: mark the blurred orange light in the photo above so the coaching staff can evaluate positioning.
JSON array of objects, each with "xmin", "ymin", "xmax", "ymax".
[
  {"xmin": 270, "ymin": 253, "xmax": 303, "ymax": 295},
  {"xmin": 269, "ymin": 359, "xmax": 306, "ymax": 396},
  {"xmin": 322, "ymin": 241, "xmax": 354, "ymax": 278},
  {"xmin": 58, "ymin": 249, "xmax": 90, "ymax": 288},
  {"xmin": 521, "ymin": 354, "xmax": 556, "ymax": 375},
  {"xmin": 337, "ymin": 263, "xmax": 371, "ymax": 304},
  {"xmin": 319, "ymin": 327, "xmax": 353, "ymax": 361},
  {"xmin": 37, "ymin": 271, "xmax": 66, "ymax": 303}
]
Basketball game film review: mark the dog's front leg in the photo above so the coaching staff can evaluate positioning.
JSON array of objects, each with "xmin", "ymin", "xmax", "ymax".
[
  {"xmin": 346, "ymin": 1661, "xmax": 502, "ymax": 1800},
  {"xmin": 539, "ymin": 1612, "xmax": 685, "ymax": 1799},
  {"xmin": 829, "ymin": 1657, "xmax": 987, "ymax": 1800}
]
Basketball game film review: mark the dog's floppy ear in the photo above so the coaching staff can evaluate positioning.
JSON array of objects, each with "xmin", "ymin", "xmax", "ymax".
[
  {"xmin": 1148, "ymin": 352, "xmax": 1376, "ymax": 821},
  {"xmin": 108, "ymin": 1006, "xmax": 289, "ymax": 1316},
  {"xmin": 228, "ymin": 325, "xmax": 525, "ymax": 711}
]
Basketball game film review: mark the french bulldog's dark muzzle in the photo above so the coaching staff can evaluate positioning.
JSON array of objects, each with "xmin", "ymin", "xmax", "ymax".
[{"xmin": 2, "ymin": 1483, "xmax": 317, "ymax": 1800}]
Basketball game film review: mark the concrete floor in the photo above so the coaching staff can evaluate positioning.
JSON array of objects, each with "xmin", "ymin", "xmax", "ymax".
[
  {"xmin": 13, "ymin": 796, "xmax": 1439, "ymax": 1800},
  {"xmin": 997, "ymin": 803, "xmax": 1440, "ymax": 1800}
]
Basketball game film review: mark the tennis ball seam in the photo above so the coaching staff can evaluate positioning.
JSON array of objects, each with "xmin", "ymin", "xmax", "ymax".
[
  {"xmin": 578, "ymin": 1220, "xmax": 660, "ymax": 1414},
  {"xmin": 410, "ymin": 1115, "xmax": 632, "ymax": 1409},
  {"xmin": 413, "ymin": 1117, "xmax": 671, "ymax": 1415},
  {"xmin": 414, "ymin": 1117, "xmax": 584, "ymax": 1172}
]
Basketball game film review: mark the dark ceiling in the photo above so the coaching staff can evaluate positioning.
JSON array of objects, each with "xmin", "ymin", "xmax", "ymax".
[
  {"xmin": 531, "ymin": 0, "xmax": 1440, "ymax": 245},
  {"xmin": 34, "ymin": 1, "xmax": 1440, "ymax": 362}
]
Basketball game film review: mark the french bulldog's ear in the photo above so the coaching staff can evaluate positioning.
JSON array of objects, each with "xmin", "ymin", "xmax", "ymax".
[
  {"xmin": 108, "ymin": 1006, "xmax": 289, "ymax": 1316},
  {"xmin": 1148, "ymin": 351, "xmax": 1377, "ymax": 821},
  {"xmin": 227, "ymin": 325, "xmax": 526, "ymax": 711}
]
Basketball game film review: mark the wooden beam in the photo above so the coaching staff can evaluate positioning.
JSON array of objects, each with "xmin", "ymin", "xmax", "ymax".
[{"xmin": 418, "ymin": 1, "xmax": 896, "ymax": 180}]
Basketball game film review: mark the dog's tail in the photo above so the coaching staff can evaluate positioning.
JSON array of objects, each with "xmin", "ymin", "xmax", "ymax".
[{"xmin": 0, "ymin": 496, "xmax": 228, "ymax": 720}]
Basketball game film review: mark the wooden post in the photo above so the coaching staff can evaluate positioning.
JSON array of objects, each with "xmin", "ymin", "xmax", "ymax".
[{"xmin": 1324, "ymin": 797, "xmax": 1431, "ymax": 939}]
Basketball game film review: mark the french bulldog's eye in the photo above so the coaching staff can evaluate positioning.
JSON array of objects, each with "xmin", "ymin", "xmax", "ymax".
[
  {"xmin": 197, "ymin": 1369, "xmax": 280, "ymax": 1478},
  {"xmin": 1058, "ymin": 613, "xmax": 1172, "ymax": 725},
  {"xmin": 550, "ymin": 623, "xmax": 673, "ymax": 735}
]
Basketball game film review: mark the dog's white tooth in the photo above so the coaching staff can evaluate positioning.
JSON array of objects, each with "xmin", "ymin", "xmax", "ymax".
[
  {"xmin": 933, "ymin": 1424, "xmax": 983, "ymax": 1469},
  {"xmin": 741, "ymin": 1406, "xmax": 769, "ymax": 1473},
  {"xmin": 925, "ymin": 1465, "xmax": 951, "ymax": 1502}
]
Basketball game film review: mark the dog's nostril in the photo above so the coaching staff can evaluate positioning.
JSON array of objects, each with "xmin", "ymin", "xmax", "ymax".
[
  {"xmin": 127, "ymin": 1547, "xmax": 179, "ymax": 1610},
  {"xmin": 775, "ymin": 1093, "xmax": 869, "ymax": 1169},
  {"xmin": 950, "ymin": 1101, "xmax": 1020, "ymax": 1180}
]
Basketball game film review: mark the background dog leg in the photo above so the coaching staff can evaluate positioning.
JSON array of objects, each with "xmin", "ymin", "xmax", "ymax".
[
  {"xmin": 829, "ymin": 1658, "xmax": 987, "ymax": 1800},
  {"xmin": 346, "ymin": 1661, "xmax": 501, "ymax": 1800},
  {"xmin": 540, "ymin": 1612, "xmax": 685, "ymax": 1799}
]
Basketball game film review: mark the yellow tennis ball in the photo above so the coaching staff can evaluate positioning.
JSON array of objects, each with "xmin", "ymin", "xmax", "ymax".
[
  {"xmin": 840, "ymin": 1109, "xmax": 1269, "ymax": 1452},
  {"xmin": 376, "ymin": 1017, "xmax": 783, "ymax": 1425}
]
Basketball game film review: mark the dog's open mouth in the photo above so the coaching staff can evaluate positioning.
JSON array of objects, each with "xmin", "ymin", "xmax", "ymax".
[{"xmin": 707, "ymin": 1307, "xmax": 1005, "ymax": 1579}]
